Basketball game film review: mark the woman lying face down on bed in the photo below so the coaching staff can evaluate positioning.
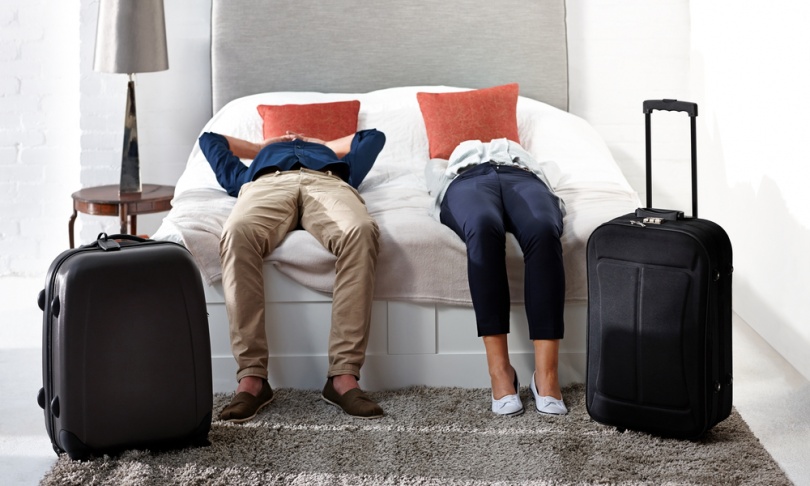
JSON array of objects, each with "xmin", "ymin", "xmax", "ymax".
[
  {"xmin": 198, "ymin": 128, "xmax": 388, "ymax": 422},
  {"xmin": 426, "ymin": 138, "xmax": 568, "ymax": 417}
]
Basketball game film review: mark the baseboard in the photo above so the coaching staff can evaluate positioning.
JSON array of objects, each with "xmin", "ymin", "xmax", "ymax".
[{"xmin": 211, "ymin": 351, "xmax": 586, "ymax": 393}]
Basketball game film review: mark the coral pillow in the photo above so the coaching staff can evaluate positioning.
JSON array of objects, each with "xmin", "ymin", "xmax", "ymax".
[
  {"xmin": 257, "ymin": 100, "xmax": 361, "ymax": 141},
  {"xmin": 417, "ymin": 83, "xmax": 521, "ymax": 159}
]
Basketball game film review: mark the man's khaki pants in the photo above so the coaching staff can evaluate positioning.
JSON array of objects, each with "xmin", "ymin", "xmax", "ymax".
[{"xmin": 220, "ymin": 169, "xmax": 380, "ymax": 383}]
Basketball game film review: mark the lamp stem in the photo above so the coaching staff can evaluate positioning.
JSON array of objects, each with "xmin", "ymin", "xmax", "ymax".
[{"xmin": 120, "ymin": 73, "xmax": 141, "ymax": 194}]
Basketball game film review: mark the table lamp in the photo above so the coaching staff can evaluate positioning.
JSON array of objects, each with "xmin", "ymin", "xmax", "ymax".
[{"xmin": 93, "ymin": 0, "xmax": 168, "ymax": 194}]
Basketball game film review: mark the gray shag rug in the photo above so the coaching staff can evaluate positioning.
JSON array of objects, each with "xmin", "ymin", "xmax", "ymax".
[{"xmin": 40, "ymin": 384, "xmax": 791, "ymax": 485}]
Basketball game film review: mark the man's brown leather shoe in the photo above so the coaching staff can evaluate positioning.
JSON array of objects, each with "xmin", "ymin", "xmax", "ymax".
[
  {"xmin": 322, "ymin": 377, "xmax": 384, "ymax": 419},
  {"xmin": 219, "ymin": 380, "xmax": 274, "ymax": 423}
]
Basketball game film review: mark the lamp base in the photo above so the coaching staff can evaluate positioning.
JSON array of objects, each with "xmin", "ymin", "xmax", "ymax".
[{"xmin": 120, "ymin": 77, "xmax": 142, "ymax": 194}]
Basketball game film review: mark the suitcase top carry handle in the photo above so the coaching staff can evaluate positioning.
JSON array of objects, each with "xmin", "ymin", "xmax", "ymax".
[
  {"xmin": 644, "ymin": 99, "xmax": 698, "ymax": 218},
  {"xmin": 89, "ymin": 233, "xmax": 150, "ymax": 251}
]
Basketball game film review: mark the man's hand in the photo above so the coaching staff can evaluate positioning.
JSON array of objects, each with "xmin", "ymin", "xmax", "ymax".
[
  {"xmin": 286, "ymin": 131, "xmax": 326, "ymax": 145},
  {"xmin": 261, "ymin": 133, "xmax": 296, "ymax": 148}
]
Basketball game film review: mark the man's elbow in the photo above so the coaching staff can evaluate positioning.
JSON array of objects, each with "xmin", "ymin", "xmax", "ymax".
[{"xmin": 365, "ymin": 129, "xmax": 386, "ymax": 154}]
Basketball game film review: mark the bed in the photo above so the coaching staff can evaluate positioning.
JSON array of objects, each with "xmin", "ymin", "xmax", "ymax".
[{"xmin": 152, "ymin": 0, "xmax": 641, "ymax": 393}]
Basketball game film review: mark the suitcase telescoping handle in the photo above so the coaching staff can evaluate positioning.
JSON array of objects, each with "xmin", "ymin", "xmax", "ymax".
[{"xmin": 643, "ymin": 99, "xmax": 698, "ymax": 218}]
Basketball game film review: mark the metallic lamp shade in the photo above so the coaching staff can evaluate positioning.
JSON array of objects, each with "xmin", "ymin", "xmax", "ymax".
[
  {"xmin": 93, "ymin": 0, "xmax": 168, "ymax": 74},
  {"xmin": 93, "ymin": 0, "xmax": 168, "ymax": 194}
]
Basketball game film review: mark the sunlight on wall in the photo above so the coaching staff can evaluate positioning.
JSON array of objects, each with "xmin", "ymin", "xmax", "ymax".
[{"xmin": 691, "ymin": 1, "xmax": 810, "ymax": 379}]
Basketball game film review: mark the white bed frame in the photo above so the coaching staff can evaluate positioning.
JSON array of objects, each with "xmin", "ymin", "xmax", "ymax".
[
  {"xmin": 206, "ymin": 0, "xmax": 581, "ymax": 393},
  {"xmin": 206, "ymin": 267, "xmax": 589, "ymax": 393}
]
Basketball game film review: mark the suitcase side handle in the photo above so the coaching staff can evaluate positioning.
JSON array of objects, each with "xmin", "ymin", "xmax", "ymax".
[{"xmin": 643, "ymin": 99, "xmax": 698, "ymax": 218}]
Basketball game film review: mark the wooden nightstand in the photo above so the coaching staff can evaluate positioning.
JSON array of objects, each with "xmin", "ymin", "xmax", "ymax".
[{"xmin": 68, "ymin": 184, "xmax": 175, "ymax": 248}]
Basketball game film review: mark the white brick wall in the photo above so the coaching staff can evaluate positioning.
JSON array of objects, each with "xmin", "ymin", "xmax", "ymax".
[
  {"xmin": 0, "ymin": 0, "xmax": 79, "ymax": 277},
  {"xmin": 77, "ymin": 0, "xmax": 131, "ymax": 242},
  {"xmin": 75, "ymin": 0, "xmax": 211, "ymax": 245}
]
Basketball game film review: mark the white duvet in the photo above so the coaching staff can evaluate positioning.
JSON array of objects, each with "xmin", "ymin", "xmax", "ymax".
[{"xmin": 153, "ymin": 86, "xmax": 640, "ymax": 304}]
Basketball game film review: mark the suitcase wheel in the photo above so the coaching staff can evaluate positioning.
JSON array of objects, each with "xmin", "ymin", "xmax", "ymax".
[{"xmin": 37, "ymin": 387, "xmax": 45, "ymax": 409}]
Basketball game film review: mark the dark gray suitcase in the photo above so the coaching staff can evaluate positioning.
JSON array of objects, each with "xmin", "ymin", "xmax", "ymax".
[
  {"xmin": 37, "ymin": 233, "xmax": 212, "ymax": 459},
  {"xmin": 586, "ymin": 100, "xmax": 733, "ymax": 439}
]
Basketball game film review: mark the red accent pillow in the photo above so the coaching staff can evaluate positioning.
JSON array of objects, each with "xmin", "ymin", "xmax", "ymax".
[
  {"xmin": 416, "ymin": 83, "xmax": 521, "ymax": 159},
  {"xmin": 257, "ymin": 100, "xmax": 361, "ymax": 141}
]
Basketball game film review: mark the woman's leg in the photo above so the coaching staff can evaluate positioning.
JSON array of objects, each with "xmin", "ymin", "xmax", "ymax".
[
  {"xmin": 499, "ymin": 169, "xmax": 566, "ymax": 402},
  {"xmin": 483, "ymin": 334, "xmax": 516, "ymax": 399},
  {"xmin": 533, "ymin": 339, "xmax": 562, "ymax": 399},
  {"xmin": 500, "ymin": 169, "xmax": 565, "ymax": 341},
  {"xmin": 440, "ymin": 165, "xmax": 518, "ymax": 403},
  {"xmin": 440, "ymin": 165, "xmax": 511, "ymax": 337}
]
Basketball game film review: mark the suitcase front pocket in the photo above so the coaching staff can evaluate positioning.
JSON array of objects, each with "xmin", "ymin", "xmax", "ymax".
[{"xmin": 594, "ymin": 259, "xmax": 695, "ymax": 410}]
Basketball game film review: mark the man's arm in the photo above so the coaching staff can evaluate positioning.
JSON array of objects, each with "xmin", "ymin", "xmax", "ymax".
[
  {"xmin": 286, "ymin": 132, "xmax": 354, "ymax": 158},
  {"xmin": 285, "ymin": 130, "xmax": 385, "ymax": 188},
  {"xmin": 342, "ymin": 129, "xmax": 386, "ymax": 189},
  {"xmin": 199, "ymin": 132, "xmax": 296, "ymax": 197},
  {"xmin": 324, "ymin": 133, "xmax": 356, "ymax": 158},
  {"xmin": 220, "ymin": 135, "xmax": 261, "ymax": 160},
  {"xmin": 224, "ymin": 133, "xmax": 295, "ymax": 159},
  {"xmin": 198, "ymin": 133, "xmax": 252, "ymax": 197}
]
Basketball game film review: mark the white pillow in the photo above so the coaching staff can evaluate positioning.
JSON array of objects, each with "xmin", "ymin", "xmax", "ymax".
[{"xmin": 174, "ymin": 86, "xmax": 634, "ymax": 198}]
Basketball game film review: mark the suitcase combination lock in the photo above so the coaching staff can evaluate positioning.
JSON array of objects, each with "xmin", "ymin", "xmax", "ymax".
[{"xmin": 629, "ymin": 217, "xmax": 664, "ymax": 228}]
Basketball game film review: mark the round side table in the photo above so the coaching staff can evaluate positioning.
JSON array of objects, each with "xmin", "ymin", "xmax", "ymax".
[{"xmin": 69, "ymin": 184, "xmax": 175, "ymax": 248}]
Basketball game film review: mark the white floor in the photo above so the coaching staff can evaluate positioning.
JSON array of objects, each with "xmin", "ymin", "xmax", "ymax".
[{"xmin": 1, "ymin": 276, "xmax": 808, "ymax": 485}]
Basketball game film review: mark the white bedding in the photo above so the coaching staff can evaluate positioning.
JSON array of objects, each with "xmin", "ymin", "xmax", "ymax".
[{"xmin": 153, "ymin": 86, "xmax": 640, "ymax": 304}]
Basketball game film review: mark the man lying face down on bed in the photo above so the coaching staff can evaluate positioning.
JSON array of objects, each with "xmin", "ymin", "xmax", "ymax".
[{"xmin": 198, "ymin": 127, "xmax": 386, "ymax": 421}]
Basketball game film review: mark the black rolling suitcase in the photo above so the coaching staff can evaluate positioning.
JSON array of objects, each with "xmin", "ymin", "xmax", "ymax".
[
  {"xmin": 585, "ymin": 100, "xmax": 733, "ymax": 439},
  {"xmin": 37, "ymin": 233, "xmax": 213, "ymax": 459}
]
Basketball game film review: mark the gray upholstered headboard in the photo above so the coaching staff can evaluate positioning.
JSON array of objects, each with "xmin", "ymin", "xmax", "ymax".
[{"xmin": 211, "ymin": 0, "xmax": 568, "ymax": 114}]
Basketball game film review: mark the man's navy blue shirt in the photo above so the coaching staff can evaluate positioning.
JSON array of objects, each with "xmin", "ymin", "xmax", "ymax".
[{"xmin": 199, "ymin": 129, "xmax": 386, "ymax": 197}]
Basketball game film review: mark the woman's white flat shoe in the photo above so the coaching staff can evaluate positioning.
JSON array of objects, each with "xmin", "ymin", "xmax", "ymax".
[
  {"xmin": 530, "ymin": 371, "xmax": 568, "ymax": 415},
  {"xmin": 491, "ymin": 369, "xmax": 524, "ymax": 417}
]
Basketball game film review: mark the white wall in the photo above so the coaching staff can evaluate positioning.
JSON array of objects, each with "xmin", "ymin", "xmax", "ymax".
[
  {"xmin": 0, "ymin": 0, "xmax": 209, "ymax": 274},
  {"xmin": 76, "ymin": 0, "xmax": 211, "ymax": 243},
  {"xmin": 568, "ymin": 0, "xmax": 694, "ymax": 211},
  {"xmin": 0, "ymin": 1, "xmax": 79, "ymax": 275},
  {"xmin": 2, "ymin": 1, "xmax": 807, "ymax": 379},
  {"xmin": 690, "ymin": 2, "xmax": 810, "ymax": 379}
]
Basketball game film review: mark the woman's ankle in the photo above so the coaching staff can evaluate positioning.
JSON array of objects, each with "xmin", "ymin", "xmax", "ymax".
[
  {"xmin": 490, "ymin": 366, "xmax": 517, "ymax": 399},
  {"xmin": 533, "ymin": 370, "xmax": 561, "ymax": 399}
]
